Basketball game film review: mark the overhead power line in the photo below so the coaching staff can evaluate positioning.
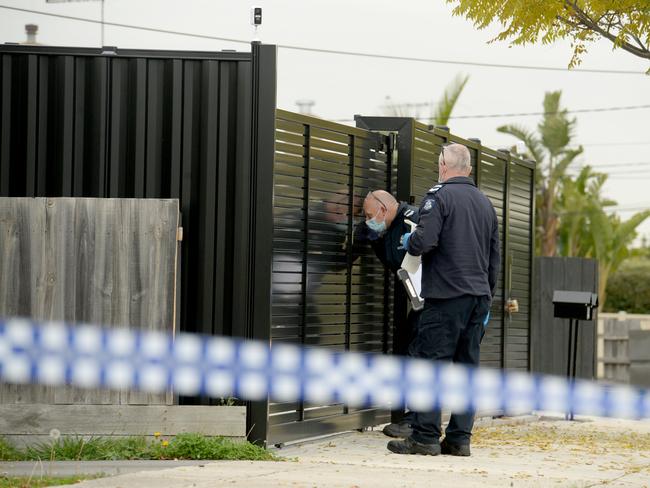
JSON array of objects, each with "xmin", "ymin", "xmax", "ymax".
[
  {"xmin": 445, "ymin": 104, "xmax": 650, "ymax": 120},
  {"xmin": 332, "ymin": 104, "xmax": 650, "ymax": 123},
  {"xmin": 608, "ymin": 205, "xmax": 650, "ymax": 212},
  {"xmin": 1, "ymin": 4, "xmax": 648, "ymax": 75},
  {"xmin": 0, "ymin": 4, "xmax": 247, "ymax": 44},
  {"xmin": 583, "ymin": 141, "xmax": 650, "ymax": 147},
  {"xmin": 577, "ymin": 162, "xmax": 650, "ymax": 169}
]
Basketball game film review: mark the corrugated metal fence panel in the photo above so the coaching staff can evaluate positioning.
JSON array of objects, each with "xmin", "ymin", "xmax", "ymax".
[
  {"xmin": 0, "ymin": 46, "xmax": 253, "ymax": 339},
  {"xmin": 270, "ymin": 109, "xmax": 392, "ymax": 445},
  {"xmin": 507, "ymin": 161, "xmax": 534, "ymax": 370}
]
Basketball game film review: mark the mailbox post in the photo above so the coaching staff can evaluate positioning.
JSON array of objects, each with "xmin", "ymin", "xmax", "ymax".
[{"xmin": 552, "ymin": 290, "xmax": 598, "ymax": 420}]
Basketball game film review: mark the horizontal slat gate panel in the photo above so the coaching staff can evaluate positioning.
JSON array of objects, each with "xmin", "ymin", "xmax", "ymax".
[
  {"xmin": 270, "ymin": 110, "xmax": 391, "ymax": 444},
  {"xmin": 479, "ymin": 154, "xmax": 507, "ymax": 368},
  {"xmin": 506, "ymin": 162, "xmax": 534, "ymax": 370},
  {"xmin": 354, "ymin": 117, "xmax": 534, "ymax": 374}
]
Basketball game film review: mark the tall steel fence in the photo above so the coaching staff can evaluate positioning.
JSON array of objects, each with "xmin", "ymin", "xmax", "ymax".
[
  {"xmin": 0, "ymin": 43, "xmax": 277, "ymax": 443},
  {"xmin": 1, "ymin": 43, "xmax": 535, "ymax": 447},
  {"xmin": 0, "ymin": 44, "xmax": 276, "ymax": 343}
]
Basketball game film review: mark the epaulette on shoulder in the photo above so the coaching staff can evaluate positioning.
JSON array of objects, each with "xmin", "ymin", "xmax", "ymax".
[
  {"xmin": 428, "ymin": 184, "xmax": 443, "ymax": 194},
  {"xmin": 404, "ymin": 209, "xmax": 415, "ymax": 218}
]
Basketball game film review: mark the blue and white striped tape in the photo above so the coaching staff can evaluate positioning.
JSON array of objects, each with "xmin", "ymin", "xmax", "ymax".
[{"xmin": 1, "ymin": 317, "xmax": 649, "ymax": 419}]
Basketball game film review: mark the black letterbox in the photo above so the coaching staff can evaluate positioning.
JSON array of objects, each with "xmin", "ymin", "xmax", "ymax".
[{"xmin": 552, "ymin": 290, "xmax": 599, "ymax": 321}]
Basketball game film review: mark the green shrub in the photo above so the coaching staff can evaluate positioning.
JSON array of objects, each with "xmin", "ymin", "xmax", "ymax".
[
  {"xmin": 22, "ymin": 436, "xmax": 151, "ymax": 461},
  {"xmin": 605, "ymin": 258, "xmax": 650, "ymax": 313},
  {"xmin": 0, "ymin": 434, "xmax": 278, "ymax": 462},
  {"xmin": 0, "ymin": 437, "xmax": 20, "ymax": 461},
  {"xmin": 152, "ymin": 433, "xmax": 276, "ymax": 461}
]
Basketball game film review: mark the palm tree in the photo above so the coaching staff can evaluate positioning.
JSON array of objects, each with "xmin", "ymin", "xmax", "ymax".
[
  {"xmin": 498, "ymin": 91, "xmax": 582, "ymax": 256},
  {"xmin": 431, "ymin": 74, "xmax": 470, "ymax": 126},
  {"xmin": 557, "ymin": 166, "xmax": 615, "ymax": 257},
  {"xmin": 382, "ymin": 74, "xmax": 470, "ymax": 126},
  {"xmin": 555, "ymin": 165, "xmax": 649, "ymax": 308}
]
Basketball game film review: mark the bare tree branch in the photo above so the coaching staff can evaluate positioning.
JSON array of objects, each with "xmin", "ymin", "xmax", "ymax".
[{"xmin": 562, "ymin": 1, "xmax": 650, "ymax": 59}]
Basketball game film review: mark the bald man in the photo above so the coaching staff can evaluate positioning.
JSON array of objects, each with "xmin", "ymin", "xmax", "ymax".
[
  {"xmin": 354, "ymin": 189, "xmax": 421, "ymax": 438},
  {"xmin": 387, "ymin": 143, "xmax": 500, "ymax": 457}
]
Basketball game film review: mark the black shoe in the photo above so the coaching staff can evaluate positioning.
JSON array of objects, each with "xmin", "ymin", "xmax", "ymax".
[
  {"xmin": 387, "ymin": 437, "xmax": 441, "ymax": 456},
  {"xmin": 440, "ymin": 438, "xmax": 471, "ymax": 456},
  {"xmin": 382, "ymin": 422, "xmax": 413, "ymax": 438}
]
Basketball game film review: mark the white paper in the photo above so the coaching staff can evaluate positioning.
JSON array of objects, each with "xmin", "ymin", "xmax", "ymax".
[{"xmin": 408, "ymin": 265, "xmax": 423, "ymax": 299}]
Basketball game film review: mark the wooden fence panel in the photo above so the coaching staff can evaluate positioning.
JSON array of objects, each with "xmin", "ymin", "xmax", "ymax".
[{"xmin": 0, "ymin": 197, "xmax": 179, "ymax": 405}]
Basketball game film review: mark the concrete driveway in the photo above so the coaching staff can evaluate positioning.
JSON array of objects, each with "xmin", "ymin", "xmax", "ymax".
[{"xmin": 14, "ymin": 415, "xmax": 650, "ymax": 488}]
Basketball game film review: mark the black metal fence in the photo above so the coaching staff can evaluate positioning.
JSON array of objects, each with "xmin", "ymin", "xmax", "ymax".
[
  {"xmin": 0, "ymin": 43, "xmax": 276, "ymax": 343},
  {"xmin": 1, "ymin": 43, "xmax": 536, "ymax": 447},
  {"xmin": 0, "ymin": 42, "xmax": 278, "ymax": 443}
]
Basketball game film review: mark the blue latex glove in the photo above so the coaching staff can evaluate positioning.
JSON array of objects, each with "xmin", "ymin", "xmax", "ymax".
[
  {"xmin": 483, "ymin": 311, "xmax": 491, "ymax": 327},
  {"xmin": 400, "ymin": 232, "xmax": 412, "ymax": 252}
]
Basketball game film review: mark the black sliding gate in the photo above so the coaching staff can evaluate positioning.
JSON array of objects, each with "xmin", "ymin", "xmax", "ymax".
[
  {"xmin": 1, "ymin": 43, "xmax": 535, "ymax": 447},
  {"xmin": 356, "ymin": 117, "xmax": 535, "ymax": 372},
  {"xmin": 263, "ymin": 115, "xmax": 535, "ymax": 445},
  {"xmin": 269, "ymin": 110, "xmax": 394, "ymax": 444}
]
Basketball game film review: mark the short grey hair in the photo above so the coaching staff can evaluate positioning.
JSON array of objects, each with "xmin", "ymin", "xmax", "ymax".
[{"xmin": 439, "ymin": 143, "xmax": 471, "ymax": 172}]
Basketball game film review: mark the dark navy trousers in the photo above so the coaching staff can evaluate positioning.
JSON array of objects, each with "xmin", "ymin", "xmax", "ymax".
[
  {"xmin": 408, "ymin": 295, "xmax": 491, "ymax": 445},
  {"xmin": 392, "ymin": 309, "xmax": 421, "ymax": 425}
]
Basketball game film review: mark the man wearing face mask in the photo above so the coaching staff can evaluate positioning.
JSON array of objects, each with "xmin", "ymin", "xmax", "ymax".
[
  {"xmin": 354, "ymin": 189, "xmax": 421, "ymax": 438},
  {"xmin": 387, "ymin": 143, "xmax": 500, "ymax": 458}
]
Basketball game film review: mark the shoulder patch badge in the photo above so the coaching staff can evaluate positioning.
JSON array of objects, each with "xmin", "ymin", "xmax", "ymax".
[{"xmin": 423, "ymin": 199, "xmax": 434, "ymax": 211}]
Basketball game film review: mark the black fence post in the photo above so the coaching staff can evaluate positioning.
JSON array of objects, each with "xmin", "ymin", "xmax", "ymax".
[
  {"xmin": 527, "ymin": 158, "xmax": 537, "ymax": 371},
  {"xmin": 498, "ymin": 148, "xmax": 512, "ymax": 369},
  {"xmin": 243, "ymin": 42, "xmax": 277, "ymax": 446},
  {"xmin": 468, "ymin": 138, "xmax": 481, "ymax": 187}
]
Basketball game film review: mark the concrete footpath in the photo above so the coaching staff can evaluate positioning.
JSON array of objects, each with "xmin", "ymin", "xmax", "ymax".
[{"xmin": 3, "ymin": 415, "xmax": 650, "ymax": 487}]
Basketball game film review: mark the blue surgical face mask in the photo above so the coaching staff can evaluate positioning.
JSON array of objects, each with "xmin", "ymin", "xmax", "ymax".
[{"xmin": 366, "ymin": 217, "xmax": 387, "ymax": 235}]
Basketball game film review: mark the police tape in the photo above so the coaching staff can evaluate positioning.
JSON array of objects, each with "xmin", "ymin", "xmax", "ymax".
[{"xmin": 0, "ymin": 317, "xmax": 648, "ymax": 419}]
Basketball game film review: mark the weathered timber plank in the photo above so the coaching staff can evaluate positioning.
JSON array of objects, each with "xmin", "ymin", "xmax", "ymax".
[
  {"xmin": 0, "ymin": 405, "xmax": 246, "ymax": 437},
  {"xmin": 0, "ymin": 198, "xmax": 179, "ymax": 405}
]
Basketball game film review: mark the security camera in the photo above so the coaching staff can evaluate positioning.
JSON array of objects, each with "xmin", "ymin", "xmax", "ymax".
[{"xmin": 251, "ymin": 7, "xmax": 262, "ymax": 26}]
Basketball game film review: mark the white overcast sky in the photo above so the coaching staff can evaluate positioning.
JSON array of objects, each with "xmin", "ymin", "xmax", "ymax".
[{"xmin": 2, "ymin": 0, "xmax": 649, "ymax": 240}]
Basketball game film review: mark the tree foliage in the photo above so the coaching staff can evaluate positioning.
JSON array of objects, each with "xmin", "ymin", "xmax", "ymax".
[
  {"xmin": 382, "ymin": 74, "xmax": 470, "ymax": 126},
  {"xmin": 605, "ymin": 258, "xmax": 650, "ymax": 313},
  {"xmin": 446, "ymin": 0, "xmax": 650, "ymax": 69},
  {"xmin": 501, "ymin": 90, "xmax": 650, "ymax": 309},
  {"xmin": 499, "ymin": 91, "xmax": 582, "ymax": 256}
]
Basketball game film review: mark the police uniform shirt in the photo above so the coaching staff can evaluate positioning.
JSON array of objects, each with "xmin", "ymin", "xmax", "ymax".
[{"xmin": 407, "ymin": 176, "xmax": 500, "ymax": 299}]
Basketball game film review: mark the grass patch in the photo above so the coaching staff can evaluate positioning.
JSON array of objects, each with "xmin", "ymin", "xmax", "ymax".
[
  {"xmin": 0, "ymin": 474, "xmax": 102, "ymax": 488},
  {"xmin": 0, "ymin": 438, "xmax": 20, "ymax": 462},
  {"xmin": 0, "ymin": 434, "xmax": 278, "ymax": 462}
]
